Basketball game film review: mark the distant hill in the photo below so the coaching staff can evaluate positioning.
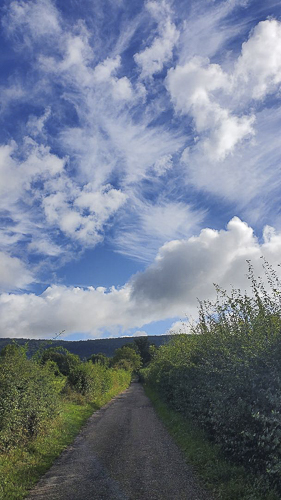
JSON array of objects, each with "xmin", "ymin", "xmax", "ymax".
[{"xmin": 0, "ymin": 335, "xmax": 172, "ymax": 359}]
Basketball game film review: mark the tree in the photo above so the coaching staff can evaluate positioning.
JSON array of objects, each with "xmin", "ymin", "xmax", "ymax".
[
  {"xmin": 133, "ymin": 337, "xmax": 155, "ymax": 365},
  {"xmin": 88, "ymin": 353, "xmax": 109, "ymax": 367},
  {"xmin": 111, "ymin": 346, "xmax": 142, "ymax": 372},
  {"xmin": 40, "ymin": 347, "xmax": 80, "ymax": 376}
]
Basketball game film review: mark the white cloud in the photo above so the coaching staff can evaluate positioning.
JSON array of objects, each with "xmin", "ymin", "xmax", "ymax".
[
  {"xmin": 134, "ymin": 1, "xmax": 179, "ymax": 78},
  {"xmin": 60, "ymin": 31, "xmax": 93, "ymax": 73},
  {"xmin": 27, "ymin": 107, "xmax": 51, "ymax": 137},
  {"xmin": 178, "ymin": 0, "xmax": 249, "ymax": 64},
  {"xmin": 0, "ymin": 139, "xmax": 65, "ymax": 208},
  {"xmin": 93, "ymin": 56, "xmax": 134, "ymax": 101},
  {"xmin": 0, "ymin": 138, "xmax": 69, "ymax": 261},
  {"xmin": 103, "ymin": 115, "xmax": 185, "ymax": 184},
  {"xmin": 201, "ymin": 109, "xmax": 255, "ymax": 161},
  {"xmin": 112, "ymin": 76, "xmax": 134, "ymax": 101},
  {"xmin": 183, "ymin": 104, "xmax": 281, "ymax": 209},
  {"xmin": 74, "ymin": 183, "xmax": 127, "ymax": 217},
  {"xmin": 115, "ymin": 199, "xmax": 205, "ymax": 262},
  {"xmin": 130, "ymin": 217, "xmax": 281, "ymax": 317},
  {"xmin": 235, "ymin": 19, "xmax": 281, "ymax": 100},
  {"xmin": 38, "ymin": 26, "xmax": 94, "ymax": 89},
  {"xmin": 166, "ymin": 19, "xmax": 281, "ymax": 163},
  {"xmin": 166, "ymin": 56, "xmax": 229, "ymax": 116},
  {"xmin": 167, "ymin": 320, "xmax": 191, "ymax": 334},
  {"xmin": 43, "ymin": 183, "xmax": 127, "ymax": 244},
  {"xmin": 0, "ymin": 252, "xmax": 33, "ymax": 292},
  {"xmin": 0, "ymin": 133, "xmax": 128, "ymax": 259},
  {"xmin": 146, "ymin": 0, "xmax": 172, "ymax": 21},
  {"xmin": 28, "ymin": 238, "xmax": 62, "ymax": 257},
  {"xmin": 93, "ymin": 56, "xmax": 121, "ymax": 83},
  {"xmin": 2, "ymin": 0, "xmax": 61, "ymax": 41},
  {"xmin": 1, "ymin": 0, "xmax": 281, "ymax": 332},
  {"xmin": 134, "ymin": 19, "xmax": 179, "ymax": 78},
  {"xmin": 166, "ymin": 56, "xmax": 255, "ymax": 160},
  {"xmin": 2, "ymin": 217, "xmax": 281, "ymax": 338},
  {"xmin": 0, "ymin": 84, "xmax": 25, "ymax": 114},
  {"xmin": 153, "ymin": 154, "xmax": 173, "ymax": 175}
]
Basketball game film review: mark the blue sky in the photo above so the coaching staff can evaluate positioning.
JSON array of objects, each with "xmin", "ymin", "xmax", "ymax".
[{"xmin": 0, "ymin": 0, "xmax": 281, "ymax": 340}]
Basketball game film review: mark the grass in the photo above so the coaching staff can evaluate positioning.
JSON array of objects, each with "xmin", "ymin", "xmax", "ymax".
[
  {"xmin": 0, "ymin": 384, "xmax": 128, "ymax": 500},
  {"xmin": 144, "ymin": 384, "xmax": 279, "ymax": 500}
]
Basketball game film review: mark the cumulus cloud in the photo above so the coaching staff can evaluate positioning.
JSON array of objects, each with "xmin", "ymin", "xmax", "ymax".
[
  {"xmin": 166, "ymin": 57, "xmax": 255, "ymax": 160},
  {"xmin": 134, "ymin": 1, "xmax": 179, "ymax": 78},
  {"xmin": 131, "ymin": 217, "xmax": 263, "ymax": 311},
  {"xmin": 0, "ymin": 252, "xmax": 33, "ymax": 292},
  {"xmin": 0, "ymin": 138, "xmax": 65, "ymax": 209},
  {"xmin": 0, "ymin": 137, "xmax": 66, "ymax": 255},
  {"xmin": 0, "ymin": 133, "xmax": 127, "ymax": 259},
  {"xmin": 43, "ymin": 183, "xmax": 127, "ymax": 244},
  {"xmin": 167, "ymin": 320, "xmax": 191, "ymax": 334},
  {"xmin": 93, "ymin": 56, "xmax": 135, "ymax": 101},
  {"xmin": 167, "ymin": 19, "xmax": 281, "ymax": 162},
  {"xmin": 135, "ymin": 20, "xmax": 179, "ymax": 78},
  {"xmin": 1, "ymin": 217, "xmax": 281, "ymax": 338},
  {"xmin": 235, "ymin": 19, "xmax": 281, "ymax": 100}
]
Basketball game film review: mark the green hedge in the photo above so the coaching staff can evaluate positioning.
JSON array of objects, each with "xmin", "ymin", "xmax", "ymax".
[
  {"xmin": 0, "ymin": 344, "xmax": 62, "ymax": 451},
  {"xmin": 143, "ymin": 262, "xmax": 281, "ymax": 495},
  {"xmin": 0, "ymin": 344, "xmax": 131, "ymax": 453}
]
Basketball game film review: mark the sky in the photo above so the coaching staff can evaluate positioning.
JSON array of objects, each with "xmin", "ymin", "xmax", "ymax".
[{"xmin": 0, "ymin": 0, "xmax": 281, "ymax": 340}]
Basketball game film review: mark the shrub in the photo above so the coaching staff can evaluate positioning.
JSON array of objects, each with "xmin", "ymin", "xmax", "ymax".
[{"xmin": 0, "ymin": 344, "xmax": 61, "ymax": 451}]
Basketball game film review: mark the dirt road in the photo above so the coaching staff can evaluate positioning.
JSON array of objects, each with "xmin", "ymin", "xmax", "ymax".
[{"xmin": 27, "ymin": 382, "xmax": 212, "ymax": 500}]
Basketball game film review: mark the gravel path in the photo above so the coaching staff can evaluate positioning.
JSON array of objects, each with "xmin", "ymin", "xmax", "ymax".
[{"xmin": 27, "ymin": 381, "xmax": 212, "ymax": 500}]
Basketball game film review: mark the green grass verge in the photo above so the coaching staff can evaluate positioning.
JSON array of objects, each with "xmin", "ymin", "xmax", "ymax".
[
  {"xmin": 144, "ymin": 384, "xmax": 279, "ymax": 500},
  {"xmin": 0, "ymin": 384, "xmax": 129, "ymax": 500}
]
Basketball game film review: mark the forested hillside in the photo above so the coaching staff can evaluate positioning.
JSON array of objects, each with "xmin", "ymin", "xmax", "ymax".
[{"xmin": 0, "ymin": 334, "xmax": 170, "ymax": 359}]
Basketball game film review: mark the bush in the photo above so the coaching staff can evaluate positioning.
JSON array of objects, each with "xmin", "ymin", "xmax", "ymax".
[
  {"xmin": 0, "ymin": 341, "xmax": 132, "ymax": 456},
  {"xmin": 0, "ymin": 344, "xmax": 61, "ymax": 451}
]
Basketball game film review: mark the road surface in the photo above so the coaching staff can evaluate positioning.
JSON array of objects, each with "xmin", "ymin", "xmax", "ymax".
[{"xmin": 27, "ymin": 381, "xmax": 212, "ymax": 500}]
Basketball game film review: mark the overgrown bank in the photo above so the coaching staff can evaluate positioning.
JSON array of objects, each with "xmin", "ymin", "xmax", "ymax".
[
  {"xmin": 142, "ymin": 261, "xmax": 281, "ymax": 499},
  {"xmin": 0, "ymin": 343, "xmax": 132, "ymax": 499}
]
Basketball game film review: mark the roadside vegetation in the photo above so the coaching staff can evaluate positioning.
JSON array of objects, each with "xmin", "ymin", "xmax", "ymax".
[
  {"xmin": 0, "ymin": 342, "xmax": 134, "ymax": 499},
  {"xmin": 142, "ymin": 260, "xmax": 281, "ymax": 499}
]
